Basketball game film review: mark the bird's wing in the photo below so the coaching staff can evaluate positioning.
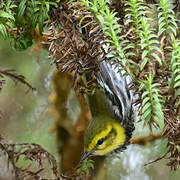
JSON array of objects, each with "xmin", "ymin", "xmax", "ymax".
[{"xmin": 97, "ymin": 61, "xmax": 134, "ymax": 126}]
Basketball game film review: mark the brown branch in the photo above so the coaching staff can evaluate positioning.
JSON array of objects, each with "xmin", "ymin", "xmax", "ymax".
[
  {"xmin": 0, "ymin": 141, "xmax": 60, "ymax": 180},
  {"xmin": 0, "ymin": 79, "xmax": 5, "ymax": 92},
  {"xmin": 131, "ymin": 133, "xmax": 162, "ymax": 146},
  {"xmin": 144, "ymin": 151, "xmax": 168, "ymax": 166},
  {"xmin": 0, "ymin": 69, "xmax": 36, "ymax": 92}
]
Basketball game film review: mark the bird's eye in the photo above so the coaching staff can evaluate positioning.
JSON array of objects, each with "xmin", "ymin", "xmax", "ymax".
[{"xmin": 97, "ymin": 138, "xmax": 104, "ymax": 145}]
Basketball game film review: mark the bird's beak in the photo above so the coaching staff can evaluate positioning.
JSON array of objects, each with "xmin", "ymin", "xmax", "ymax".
[{"xmin": 80, "ymin": 151, "xmax": 92, "ymax": 163}]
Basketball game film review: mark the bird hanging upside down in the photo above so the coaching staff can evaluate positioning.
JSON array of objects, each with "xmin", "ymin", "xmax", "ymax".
[{"xmin": 80, "ymin": 61, "xmax": 135, "ymax": 162}]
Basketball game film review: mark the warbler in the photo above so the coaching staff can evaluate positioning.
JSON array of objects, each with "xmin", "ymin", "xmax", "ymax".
[{"xmin": 80, "ymin": 61, "xmax": 135, "ymax": 161}]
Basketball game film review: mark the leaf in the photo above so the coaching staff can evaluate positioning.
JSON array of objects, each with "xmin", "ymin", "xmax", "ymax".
[
  {"xmin": 126, "ymin": 52, "xmax": 135, "ymax": 57},
  {"xmin": 31, "ymin": 14, "xmax": 38, "ymax": 30},
  {"xmin": 140, "ymin": 57, "xmax": 149, "ymax": 70},
  {"xmin": 158, "ymin": 22, "xmax": 166, "ymax": 32},
  {"xmin": 0, "ymin": 24, "xmax": 8, "ymax": 39},
  {"xmin": 38, "ymin": 13, "xmax": 44, "ymax": 34},
  {"xmin": 16, "ymin": 0, "xmax": 27, "ymax": 24},
  {"xmin": 142, "ymin": 50, "xmax": 148, "ymax": 59},
  {"xmin": 141, "ymin": 108, "xmax": 151, "ymax": 121},
  {"xmin": 151, "ymin": 53, "xmax": 162, "ymax": 65},
  {"xmin": 148, "ymin": 34, "xmax": 158, "ymax": 40},
  {"xmin": 168, "ymin": 25, "xmax": 177, "ymax": 36},
  {"xmin": 141, "ymin": 42, "xmax": 148, "ymax": 49},
  {"xmin": 153, "ymin": 114, "xmax": 164, "ymax": 130},
  {"xmin": 79, "ymin": 14, "xmax": 92, "ymax": 27},
  {"xmin": 151, "ymin": 46, "xmax": 161, "ymax": 52},
  {"xmin": 172, "ymin": 62, "xmax": 180, "ymax": 70},
  {"xmin": 174, "ymin": 75, "xmax": 180, "ymax": 82},
  {"xmin": 174, "ymin": 68, "xmax": 180, "ymax": 75},
  {"xmin": 142, "ymin": 97, "xmax": 150, "ymax": 107},
  {"xmin": 158, "ymin": 27, "xmax": 166, "ymax": 37},
  {"xmin": 48, "ymin": 1, "xmax": 58, "ymax": 8},
  {"xmin": 142, "ymin": 102, "xmax": 151, "ymax": 114},
  {"xmin": 0, "ymin": 10, "xmax": 15, "ymax": 21},
  {"xmin": 151, "ymin": 83, "xmax": 161, "ymax": 88},
  {"xmin": 174, "ymin": 81, "xmax": 180, "ymax": 88},
  {"xmin": 149, "ymin": 40, "xmax": 159, "ymax": 45},
  {"xmin": 142, "ymin": 91, "xmax": 149, "ymax": 99},
  {"xmin": 5, "ymin": 21, "xmax": 14, "ymax": 28},
  {"xmin": 158, "ymin": 16, "xmax": 165, "ymax": 24}
]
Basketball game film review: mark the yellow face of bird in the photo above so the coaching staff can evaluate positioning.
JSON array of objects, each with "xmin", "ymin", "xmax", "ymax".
[{"xmin": 80, "ymin": 118, "xmax": 126, "ymax": 161}]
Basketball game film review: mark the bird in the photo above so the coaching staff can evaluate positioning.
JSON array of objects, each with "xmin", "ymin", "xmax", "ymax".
[{"xmin": 80, "ymin": 61, "xmax": 135, "ymax": 162}]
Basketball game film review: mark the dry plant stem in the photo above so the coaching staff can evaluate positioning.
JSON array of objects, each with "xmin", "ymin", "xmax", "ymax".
[
  {"xmin": 131, "ymin": 133, "xmax": 162, "ymax": 146},
  {"xmin": 42, "ymin": 3, "xmax": 104, "ymax": 94},
  {"xmin": 0, "ymin": 141, "xmax": 60, "ymax": 180},
  {"xmin": 49, "ymin": 71, "xmax": 91, "ymax": 173},
  {"xmin": 0, "ymin": 69, "xmax": 36, "ymax": 92}
]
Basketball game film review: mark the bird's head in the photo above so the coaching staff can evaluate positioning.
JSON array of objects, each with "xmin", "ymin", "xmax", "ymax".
[{"xmin": 80, "ymin": 116, "xmax": 126, "ymax": 162}]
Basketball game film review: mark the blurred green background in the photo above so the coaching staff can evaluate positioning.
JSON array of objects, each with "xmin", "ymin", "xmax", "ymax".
[
  {"xmin": 0, "ymin": 37, "xmax": 57, "ymax": 161},
  {"xmin": 0, "ymin": 37, "xmax": 179, "ymax": 180}
]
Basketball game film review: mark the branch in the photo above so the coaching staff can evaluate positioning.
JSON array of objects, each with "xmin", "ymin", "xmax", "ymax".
[
  {"xmin": 0, "ymin": 69, "xmax": 36, "ymax": 92},
  {"xmin": 131, "ymin": 133, "xmax": 162, "ymax": 146}
]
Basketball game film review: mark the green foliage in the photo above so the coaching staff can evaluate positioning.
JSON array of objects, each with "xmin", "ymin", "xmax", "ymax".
[
  {"xmin": 16, "ymin": 0, "xmax": 57, "ymax": 35},
  {"xmin": 77, "ymin": 159, "xmax": 94, "ymax": 176},
  {"xmin": 139, "ymin": 17, "xmax": 162, "ymax": 70},
  {"xmin": 139, "ymin": 74, "xmax": 164, "ymax": 129},
  {"xmin": 0, "ymin": 0, "xmax": 16, "ymax": 39},
  {"xmin": 125, "ymin": 0, "xmax": 146, "ymax": 34},
  {"xmin": 125, "ymin": 0, "xmax": 162, "ymax": 70},
  {"xmin": 0, "ymin": 0, "xmax": 58, "ymax": 50},
  {"xmin": 169, "ymin": 37, "xmax": 180, "ymax": 92},
  {"xmin": 157, "ymin": 0, "xmax": 178, "ymax": 38}
]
